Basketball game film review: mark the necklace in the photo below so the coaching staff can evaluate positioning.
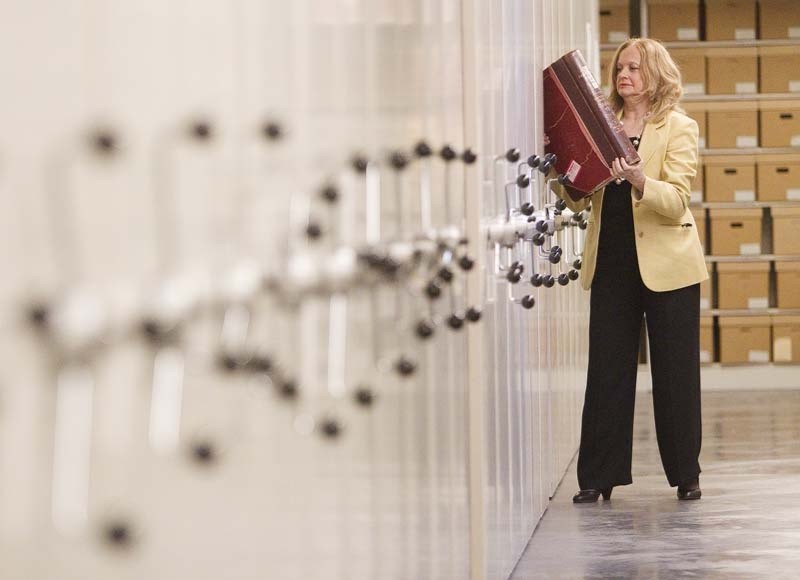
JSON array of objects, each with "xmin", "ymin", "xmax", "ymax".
[
  {"xmin": 624, "ymin": 111, "xmax": 649, "ymax": 146},
  {"xmin": 614, "ymin": 115, "xmax": 647, "ymax": 184}
]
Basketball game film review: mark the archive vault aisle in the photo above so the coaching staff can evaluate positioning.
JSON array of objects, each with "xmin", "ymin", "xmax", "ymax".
[{"xmin": 0, "ymin": 1, "xmax": 596, "ymax": 579}]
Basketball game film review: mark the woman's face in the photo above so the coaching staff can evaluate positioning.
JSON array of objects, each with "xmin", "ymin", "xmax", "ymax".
[{"xmin": 615, "ymin": 45, "xmax": 644, "ymax": 102}]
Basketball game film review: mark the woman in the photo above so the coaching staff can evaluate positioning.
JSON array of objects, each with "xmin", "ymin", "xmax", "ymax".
[{"xmin": 552, "ymin": 38, "xmax": 707, "ymax": 502}]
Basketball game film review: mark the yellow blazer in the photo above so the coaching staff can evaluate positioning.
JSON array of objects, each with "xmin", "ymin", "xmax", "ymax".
[{"xmin": 554, "ymin": 110, "xmax": 708, "ymax": 292}]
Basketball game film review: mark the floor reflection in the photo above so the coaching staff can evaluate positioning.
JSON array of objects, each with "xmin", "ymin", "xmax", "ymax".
[{"xmin": 511, "ymin": 390, "xmax": 800, "ymax": 579}]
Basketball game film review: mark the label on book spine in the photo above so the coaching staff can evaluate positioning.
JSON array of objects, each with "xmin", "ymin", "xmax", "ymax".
[{"xmin": 566, "ymin": 161, "xmax": 582, "ymax": 183}]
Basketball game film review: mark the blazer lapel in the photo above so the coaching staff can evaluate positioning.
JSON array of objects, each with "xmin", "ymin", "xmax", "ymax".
[{"xmin": 638, "ymin": 116, "xmax": 668, "ymax": 173}]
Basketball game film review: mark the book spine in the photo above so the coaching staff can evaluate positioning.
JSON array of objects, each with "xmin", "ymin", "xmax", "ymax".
[
  {"xmin": 550, "ymin": 58, "xmax": 613, "ymax": 160},
  {"xmin": 561, "ymin": 51, "xmax": 640, "ymax": 164}
]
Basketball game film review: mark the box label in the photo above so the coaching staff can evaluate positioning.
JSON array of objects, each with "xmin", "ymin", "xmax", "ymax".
[
  {"xmin": 683, "ymin": 82, "xmax": 705, "ymax": 95},
  {"xmin": 740, "ymin": 243, "xmax": 761, "ymax": 255},
  {"xmin": 700, "ymin": 297, "xmax": 710, "ymax": 310},
  {"xmin": 736, "ymin": 135, "xmax": 758, "ymax": 148},
  {"xmin": 735, "ymin": 28, "xmax": 756, "ymax": 40},
  {"xmin": 700, "ymin": 350, "xmax": 711, "ymax": 363},
  {"xmin": 734, "ymin": 189, "xmax": 756, "ymax": 202},
  {"xmin": 791, "ymin": 135, "xmax": 800, "ymax": 147},
  {"xmin": 747, "ymin": 297, "xmax": 768, "ymax": 309},
  {"xmin": 789, "ymin": 81, "xmax": 800, "ymax": 93},
  {"xmin": 735, "ymin": 82, "xmax": 757, "ymax": 94},
  {"xmin": 609, "ymin": 31, "xmax": 627, "ymax": 43},
  {"xmin": 748, "ymin": 350, "xmax": 770, "ymax": 363},
  {"xmin": 690, "ymin": 190, "xmax": 703, "ymax": 203},
  {"xmin": 774, "ymin": 337, "xmax": 793, "ymax": 362},
  {"xmin": 789, "ymin": 27, "xmax": 800, "ymax": 39},
  {"xmin": 677, "ymin": 27, "xmax": 699, "ymax": 40},
  {"xmin": 786, "ymin": 188, "xmax": 800, "ymax": 200},
  {"xmin": 698, "ymin": 137, "xmax": 706, "ymax": 149}
]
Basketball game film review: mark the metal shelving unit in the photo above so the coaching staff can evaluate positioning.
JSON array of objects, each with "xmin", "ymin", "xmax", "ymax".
[{"xmin": 629, "ymin": 0, "xmax": 800, "ymax": 366}]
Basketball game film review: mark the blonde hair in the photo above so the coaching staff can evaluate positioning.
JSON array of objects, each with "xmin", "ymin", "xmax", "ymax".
[{"xmin": 608, "ymin": 37, "xmax": 684, "ymax": 123}]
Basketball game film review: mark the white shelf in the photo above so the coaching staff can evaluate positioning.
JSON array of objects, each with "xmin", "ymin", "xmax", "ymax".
[
  {"xmin": 699, "ymin": 147, "xmax": 800, "ymax": 156},
  {"xmin": 601, "ymin": 39, "xmax": 800, "ymax": 51},
  {"xmin": 683, "ymin": 93, "xmax": 800, "ymax": 102},
  {"xmin": 691, "ymin": 201, "xmax": 800, "ymax": 209},
  {"xmin": 701, "ymin": 308, "xmax": 800, "ymax": 317},
  {"xmin": 664, "ymin": 39, "xmax": 800, "ymax": 49},
  {"xmin": 704, "ymin": 254, "xmax": 800, "ymax": 263}
]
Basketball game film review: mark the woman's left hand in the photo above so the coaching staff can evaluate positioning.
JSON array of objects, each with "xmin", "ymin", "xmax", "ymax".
[{"xmin": 611, "ymin": 157, "xmax": 646, "ymax": 192}]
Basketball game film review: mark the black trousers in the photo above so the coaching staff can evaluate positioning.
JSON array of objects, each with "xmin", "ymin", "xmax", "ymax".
[{"xmin": 577, "ymin": 266, "xmax": 702, "ymax": 489}]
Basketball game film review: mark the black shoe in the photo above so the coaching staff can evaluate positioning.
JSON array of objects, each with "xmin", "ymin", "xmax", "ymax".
[
  {"xmin": 572, "ymin": 487, "xmax": 612, "ymax": 503},
  {"xmin": 677, "ymin": 477, "xmax": 702, "ymax": 500}
]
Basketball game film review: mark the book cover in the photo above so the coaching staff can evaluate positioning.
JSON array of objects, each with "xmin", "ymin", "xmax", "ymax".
[{"xmin": 543, "ymin": 49, "xmax": 641, "ymax": 199}]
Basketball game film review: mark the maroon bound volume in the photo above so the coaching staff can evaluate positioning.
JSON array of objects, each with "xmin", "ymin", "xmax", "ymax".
[{"xmin": 543, "ymin": 49, "xmax": 641, "ymax": 200}]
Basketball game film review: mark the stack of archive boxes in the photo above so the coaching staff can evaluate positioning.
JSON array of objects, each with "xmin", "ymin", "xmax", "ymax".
[{"xmin": 599, "ymin": 0, "xmax": 800, "ymax": 364}]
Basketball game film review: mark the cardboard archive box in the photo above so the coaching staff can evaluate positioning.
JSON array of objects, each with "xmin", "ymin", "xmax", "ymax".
[
  {"xmin": 758, "ymin": 0, "xmax": 800, "ymax": 40},
  {"xmin": 599, "ymin": 0, "xmax": 629, "ymax": 44},
  {"xmin": 691, "ymin": 161, "xmax": 705, "ymax": 203},
  {"xmin": 683, "ymin": 102, "xmax": 707, "ymax": 150},
  {"xmin": 717, "ymin": 262, "xmax": 770, "ymax": 309},
  {"xmin": 772, "ymin": 207, "xmax": 800, "ymax": 255},
  {"xmin": 705, "ymin": 0, "xmax": 757, "ymax": 41},
  {"xmin": 706, "ymin": 47, "xmax": 758, "ymax": 95},
  {"xmin": 699, "ymin": 316, "xmax": 714, "ymax": 363},
  {"xmin": 718, "ymin": 315, "xmax": 771, "ymax": 363},
  {"xmin": 709, "ymin": 208, "xmax": 762, "ymax": 255},
  {"xmin": 692, "ymin": 207, "xmax": 707, "ymax": 252},
  {"xmin": 772, "ymin": 316, "xmax": 800, "ymax": 363},
  {"xmin": 760, "ymin": 101, "xmax": 800, "ymax": 148},
  {"xmin": 703, "ymin": 155, "xmax": 757, "ymax": 202},
  {"xmin": 757, "ymin": 154, "xmax": 800, "ymax": 201},
  {"xmin": 706, "ymin": 101, "xmax": 758, "ymax": 148},
  {"xmin": 775, "ymin": 261, "xmax": 800, "ymax": 308},
  {"xmin": 647, "ymin": 0, "xmax": 699, "ymax": 41},
  {"xmin": 700, "ymin": 261, "xmax": 712, "ymax": 309},
  {"xmin": 758, "ymin": 47, "xmax": 800, "ymax": 94},
  {"xmin": 600, "ymin": 50, "xmax": 614, "ymax": 93},
  {"xmin": 671, "ymin": 48, "xmax": 706, "ymax": 95}
]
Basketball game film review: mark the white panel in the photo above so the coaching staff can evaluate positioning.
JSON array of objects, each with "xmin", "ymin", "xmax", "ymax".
[{"xmin": 0, "ymin": 1, "xmax": 593, "ymax": 579}]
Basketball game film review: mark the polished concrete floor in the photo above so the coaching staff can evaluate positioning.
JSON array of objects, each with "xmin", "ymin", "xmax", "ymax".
[{"xmin": 511, "ymin": 389, "xmax": 800, "ymax": 580}]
